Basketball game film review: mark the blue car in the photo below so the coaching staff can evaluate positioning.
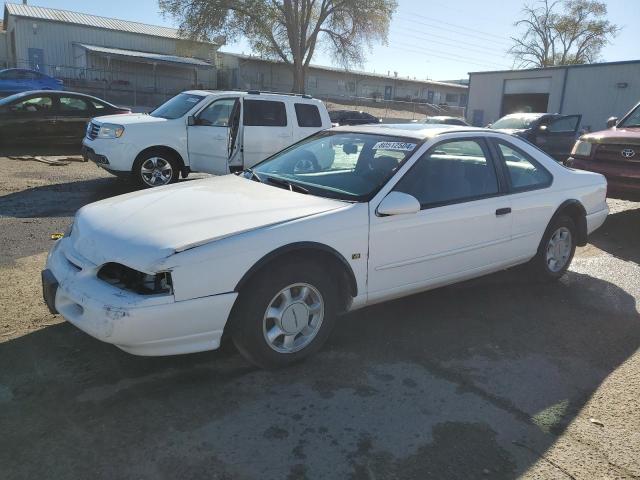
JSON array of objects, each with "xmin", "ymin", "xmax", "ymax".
[{"xmin": 0, "ymin": 68, "xmax": 63, "ymax": 95}]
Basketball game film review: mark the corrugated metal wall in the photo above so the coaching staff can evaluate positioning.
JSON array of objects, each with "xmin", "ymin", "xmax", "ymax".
[{"xmin": 468, "ymin": 63, "xmax": 640, "ymax": 130}]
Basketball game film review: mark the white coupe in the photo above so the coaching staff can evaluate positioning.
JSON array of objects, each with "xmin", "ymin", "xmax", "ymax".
[{"xmin": 42, "ymin": 124, "xmax": 608, "ymax": 368}]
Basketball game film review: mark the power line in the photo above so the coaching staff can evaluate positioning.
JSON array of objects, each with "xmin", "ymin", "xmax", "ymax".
[
  {"xmin": 403, "ymin": 10, "xmax": 515, "ymax": 43},
  {"xmin": 395, "ymin": 14, "xmax": 513, "ymax": 47},
  {"xmin": 388, "ymin": 41, "xmax": 511, "ymax": 70},
  {"xmin": 390, "ymin": 26, "xmax": 508, "ymax": 57}
]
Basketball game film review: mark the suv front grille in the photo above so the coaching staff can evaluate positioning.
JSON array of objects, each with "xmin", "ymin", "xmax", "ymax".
[
  {"xmin": 86, "ymin": 122, "xmax": 100, "ymax": 140},
  {"xmin": 594, "ymin": 143, "xmax": 640, "ymax": 164}
]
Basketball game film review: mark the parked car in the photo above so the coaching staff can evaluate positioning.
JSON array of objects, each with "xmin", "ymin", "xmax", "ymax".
[
  {"xmin": 82, "ymin": 90, "xmax": 332, "ymax": 187},
  {"xmin": 489, "ymin": 113, "xmax": 582, "ymax": 161},
  {"xmin": 0, "ymin": 68, "xmax": 63, "ymax": 95},
  {"xmin": 0, "ymin": 90, "xmax": 130, "ymax": 145},
  {"xmin": 329, "ymin": 110, "xmax": 382, "ymax": 126},
  {"xmin": 566, "ymin": 101, "xmax": 640, "ymax": 199},
  {"xmin": 421, "ymin": 116, "xmax": 469, "ymax": 126},
  {"xmin": 43, "ymin": 124, "xmax": 608, "ymax": 368}
]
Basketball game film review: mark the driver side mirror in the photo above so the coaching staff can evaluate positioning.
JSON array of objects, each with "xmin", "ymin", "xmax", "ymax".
[
  {"xmin": 377, "ymin": 192, "xmax": 421, "ymax": 216},
  {"xmin": 538, "ymin": 124, "xmax": 548, "ymax": 132},
  {"xmin": 606, "ymin": 116, "xmax": 618, "ymax": 129},
  {"xmin": 187, "ymin": 115, "xmax": 196, "ymax": 126}
]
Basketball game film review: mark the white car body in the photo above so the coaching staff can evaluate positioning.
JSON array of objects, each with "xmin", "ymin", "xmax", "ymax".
[
  {"xmin": 81, "ymin": 90, "xmax": 332, "ymax": 177},
  {"xmin": 46, "ymin": 125, "xmax": 608, "ymax": 357}
]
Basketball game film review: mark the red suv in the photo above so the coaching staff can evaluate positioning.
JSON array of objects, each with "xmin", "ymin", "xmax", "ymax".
[{"xmin": 566, "ymin": 102, "xmax": 640, "ymax": 199}]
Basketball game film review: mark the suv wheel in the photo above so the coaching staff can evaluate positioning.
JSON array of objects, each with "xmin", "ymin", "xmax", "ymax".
[
  {"xmin": 134, "ymin": 151, "xmax": 179, "ymax": 187},
  {"xmin": 230, "ymin": 260, "xmax": 339, "ymax": 369}
]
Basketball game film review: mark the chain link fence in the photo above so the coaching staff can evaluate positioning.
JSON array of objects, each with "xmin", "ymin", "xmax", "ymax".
[{"xmin": 5, "ymin": 61, "xmax": 466, "ymax": 121}]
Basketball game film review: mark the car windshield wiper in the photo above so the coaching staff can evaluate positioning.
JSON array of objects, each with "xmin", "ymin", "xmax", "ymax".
[
  {"xmin": 264, "ymin": 176, "xmax": 309, "ymax": 194},
  {"xmin": 242, "ymin": 168, "xmax": 263, "ymax": 183}
]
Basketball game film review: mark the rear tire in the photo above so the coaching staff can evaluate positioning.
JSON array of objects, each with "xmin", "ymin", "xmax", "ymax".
[
  {"xmin": 229, "ymin": 260, "xmax": 339, "ymax": 369},
  {"xmin": 133, "ymin": 150, "xmax": 179, "ymax": 188},
  {"xmin": 530, "ymin": 214, "xmax": 577, "ymax": 281}
]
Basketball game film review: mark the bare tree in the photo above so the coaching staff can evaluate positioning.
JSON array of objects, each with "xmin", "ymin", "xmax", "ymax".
[
  {"xmin": 509, "ymin": 0, "xmax": 619, "ymax": 68},
  {"xmin": 159, "ymin": 0, "xmax": 397, "ymax": 93}
]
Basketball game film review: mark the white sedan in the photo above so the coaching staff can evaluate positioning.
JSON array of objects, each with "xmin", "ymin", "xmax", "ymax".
[{"xmin": 42, "ymin": 124, "xmax": 608, "ymax": 368}]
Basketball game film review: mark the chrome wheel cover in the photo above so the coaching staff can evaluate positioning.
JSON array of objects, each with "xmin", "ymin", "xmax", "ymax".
[
  {"xmin": 262, "ymin": 283, "xmax": 324, "ymax": 354},
  {"xmin": 141, "ymin": 157, "xmax": 173, "ymax": 186},
  {"xmin": 546, "ymin": 226, "xmax": 572, "ymax": 272}
]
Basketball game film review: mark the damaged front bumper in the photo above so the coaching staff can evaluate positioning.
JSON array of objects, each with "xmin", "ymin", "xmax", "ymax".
[{"xmin": 44, "ymin": 238, "xmax": 238, "ymax": 356}]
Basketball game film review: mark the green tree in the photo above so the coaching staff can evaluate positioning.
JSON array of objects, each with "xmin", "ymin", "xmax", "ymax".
[
  {"xmin": 160, "ymin": 0, "xmax": 397, "ymax": 93},
  {"xmin": 509, "ymin": 0, "xmax": 619, "ymax": 67}
]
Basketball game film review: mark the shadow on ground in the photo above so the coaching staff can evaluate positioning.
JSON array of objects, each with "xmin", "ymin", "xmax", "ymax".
[
  {"xmin": 1, "ymin": 266, "xmax": 638, "ymax": 479},
  {"xmin": 589, "ymin": 205, "xmax": 640, "ymax": 264}
]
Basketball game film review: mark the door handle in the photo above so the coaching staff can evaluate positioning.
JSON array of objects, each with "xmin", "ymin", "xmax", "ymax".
[
  {"xmin": 495, "ymin": 207, "xmax": 511, "ymax": 216},
  {"xmin": 277, "ymin": 133, "xmax": 290, "ymax": 138}
]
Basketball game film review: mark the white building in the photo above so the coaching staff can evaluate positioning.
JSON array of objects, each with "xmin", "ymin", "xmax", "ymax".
[{"xmin": 467, "ymin": 60, "xmax": 640, "ymax": 131}]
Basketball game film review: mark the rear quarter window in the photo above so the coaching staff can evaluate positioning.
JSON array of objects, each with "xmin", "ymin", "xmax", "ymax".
[
  {"xmin": 243, "ymin": 99, "xmax": 287, "ymax": 127},
  {"xmin": 294, "ymin": 103, "xmax": 322, "ymax": 127}
]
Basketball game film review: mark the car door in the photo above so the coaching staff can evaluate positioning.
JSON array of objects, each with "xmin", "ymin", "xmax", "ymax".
[
  {"xmin": 242, "ymin": 97, "xmax": 292, "ymax": 168},
  {"xmin": 1, "ymin": 93, "xmax": 56, "ymax": 143},
  {"xmin": 534, "ymin": 115, "xmax": 582, "ymax": 161},
  {"xmin": 292, "ymin": 102, "xmax": 324, "ymax": 143},
  {"xmin": 367, "ymin": 137, "xmax": 513, "ymax": 302},
  {"xmin": 489, "ymin": 138, "xmax": 555, "ymax": 260},
  {"xmin": 56, "ymin": 94, "xmax": 94, "ymax": 142},
  {"xmin": 187, "ymin": 97, "xmax": 239, "ymax": 174}
]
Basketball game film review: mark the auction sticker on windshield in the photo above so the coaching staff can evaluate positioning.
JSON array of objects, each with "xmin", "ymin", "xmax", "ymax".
[{"xmin": 372, "ymin": 141, "xmax": 417, "ymax": 151}]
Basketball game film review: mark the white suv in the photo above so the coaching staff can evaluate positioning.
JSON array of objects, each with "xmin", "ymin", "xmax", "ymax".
[{"xmin": 81, "ymin": 90, "xmax": 332, "ymax": 187}]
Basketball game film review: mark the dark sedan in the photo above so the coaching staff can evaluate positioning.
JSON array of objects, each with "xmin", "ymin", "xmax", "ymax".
[
  {"xmin": 329, "ymin": 110, "xmax": 382, "ymax": 126},
  {"xmin": 0, "ymin": 90, "xmax": 130, "ymax": 145},
  {"xmin": 488, "ymin": 112, "xmax": 582, "ymax": 161}
]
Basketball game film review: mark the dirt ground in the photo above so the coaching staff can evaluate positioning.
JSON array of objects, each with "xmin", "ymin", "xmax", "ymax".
[{"xmin": 1, "ymin": 156, "xmax": 639, "ymax": 479}]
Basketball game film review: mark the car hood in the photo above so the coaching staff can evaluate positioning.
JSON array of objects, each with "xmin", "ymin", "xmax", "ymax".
[
  {"xmin": 581, "ymin": 126, "xmax": 640, "ymax": 145},
  {"xmin": 92, "ymin": 113, "xmax": 169, "ymax": 125},
  {"xmin": 71, "ymin": 175, "xmax": 347, "ymax": 272}
]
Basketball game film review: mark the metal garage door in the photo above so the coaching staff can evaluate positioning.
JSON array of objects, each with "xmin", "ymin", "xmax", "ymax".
[{"xmin": 504, "ymin": 77, "xmax": 552, "ymax": 94}]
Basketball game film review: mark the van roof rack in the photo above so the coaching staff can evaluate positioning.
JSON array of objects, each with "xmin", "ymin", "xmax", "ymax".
[{"xmin": 246, "ymin": 90, "xmax": 313, "ymax": 99}]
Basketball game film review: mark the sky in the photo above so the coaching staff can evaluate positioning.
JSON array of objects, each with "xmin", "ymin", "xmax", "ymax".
[{"xmin": 7, "ymin": 0, "xmax": 639, "ymax": 81}]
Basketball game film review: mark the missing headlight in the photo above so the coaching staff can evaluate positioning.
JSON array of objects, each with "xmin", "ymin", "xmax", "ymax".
[{"xmin": 97, "ymin": 263, "xmax": 173, "ymax": 295}]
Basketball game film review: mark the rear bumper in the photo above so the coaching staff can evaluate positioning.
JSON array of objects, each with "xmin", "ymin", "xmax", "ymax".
[
  {"xmin": 586, "ymin": 206, "xmax": 609, "ymax": 235},
  {"xmin": 567, "ymin": 157, "xmax": 640, "ymax": 198}
]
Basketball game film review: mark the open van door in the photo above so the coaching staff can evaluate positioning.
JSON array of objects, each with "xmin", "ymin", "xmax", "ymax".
[{"xmin": 187, "ymin": 97, "xmax": 239, "ymax": 175}]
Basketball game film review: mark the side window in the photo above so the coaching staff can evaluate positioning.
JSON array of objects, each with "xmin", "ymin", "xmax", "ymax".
[
  {"xmin": 394, "ymin": 139, "xmax": 499, "ymax": 208},
  {"xmin": 10, "ymin": 96, "xmax": 53, "ymax": 113},
  {"xmin": 294, "ymin": 103, "xmax": 322, "ymax": 127},
  {"xmin": 497, "ymin": 141, "xmax": 552, "ymax": 190},
  {"xmin": 59, "ymin": 96, "xmax": 90, "ymax": 112},
  {"xmin": 548, "ymin": 116, "xmax": 580, "ymax": 133},
  {"xmin": 0, "ymin": 70, "xmax": 19, "ymax": 79},
  {"xmin": 197, "ymin": 98, "xmax": 237, "ymax": 126},
  {"xmin": 243, "ymin": 99, "xmax": 287, "ymax": 127}
]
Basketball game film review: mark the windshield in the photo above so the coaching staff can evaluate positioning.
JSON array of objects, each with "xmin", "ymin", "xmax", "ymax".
[
  {"xmin": 250, "ymin": 132, "xmax": 419, "ymax": 201},
  {"xmin": 619, "ymin": 104, "xmax": 640, "ymax": 128},
  {"xmin": 150, "ymin": 93, "xmax": 205, "ymax": 119},
  {"xmin": 490, "ymin": 115, "xmax": 541, "ymax": 130}
]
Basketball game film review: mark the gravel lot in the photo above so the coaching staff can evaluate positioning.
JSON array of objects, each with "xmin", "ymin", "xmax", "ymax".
[{"xmin": 1, "ymin": 156, "xmax": 639, "ymax": 479}]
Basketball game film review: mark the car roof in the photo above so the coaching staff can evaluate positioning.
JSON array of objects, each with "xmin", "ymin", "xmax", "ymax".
[
  {"xmin": 331, "ymin": 123, "xmax": 484, "ymax": 139},
  {"xmin": 0, "ymin": 89, "xmax": 119, "ymax": 106}
]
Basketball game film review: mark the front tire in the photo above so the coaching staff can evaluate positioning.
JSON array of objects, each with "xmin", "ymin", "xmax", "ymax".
[
  {"xmin": 530, "ymin": 215, "xmax": 577, "ymax": 281},
  {"xmin": 230, "ymin": 260, "xmax": 339, "ymax": 369},
  {"xmin": 133, "ymin": 151, "xmax": 179, "ymax": 188}
]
